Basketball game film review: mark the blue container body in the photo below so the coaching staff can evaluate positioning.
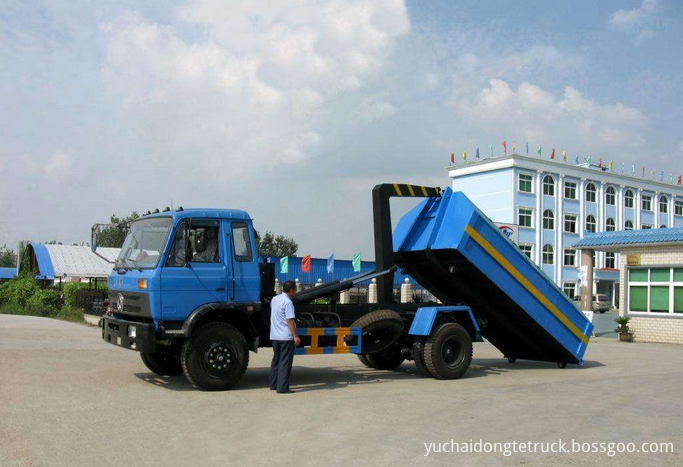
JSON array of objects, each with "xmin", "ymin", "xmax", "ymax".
[{"xmin": 393, "ymin": 188, "xmax": 593, "ymax": 364}]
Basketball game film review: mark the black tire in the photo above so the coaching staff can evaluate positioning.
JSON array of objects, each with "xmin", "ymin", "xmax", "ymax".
[
  {"xmin": 506, "ymin": 356, "xmax": 517, "ymax": 364},
  {"xmin": 365, "ymin": 344, "xmax": 405, "ymax": 370},
  {"xmin": 181, "ymin": 322, "xmax": 249, "ymax": 391},
  {"xmin": 140, "ymin": 350, "xmax": 183, "ymax": 376},
  {"xmin": 558, "ymin": 361, "xmax": 568, "ymax": 369},
  {"xmin": 351, "ymin": 310, "xmax": 404, "ymax": 354},
  {"xmin": 412, "ymin": 338, "xmax": 433, "ymax": 377},
  {"xmin": 423, "ymin": 323, "xmax": 473, "ymax": 380},
  {"xmin": 357, "ymin": 354, "xmax": 373, "ymax": 368}
]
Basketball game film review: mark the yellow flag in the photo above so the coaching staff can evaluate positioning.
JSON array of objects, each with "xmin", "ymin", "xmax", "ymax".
[
  {"xmin": 609, "ymin": 161, "xmax": 614, "ymax": 171},
  {"xmin": 462, "ymin": 150, "xmax": 467, "ymax": 161},
  {"xmin": 512, "ymin": 142, "xmax": 517, "ymax": 152},
  {"xmin": 562, "ymin": 150, "xmax": 567, "ymax": 162}
]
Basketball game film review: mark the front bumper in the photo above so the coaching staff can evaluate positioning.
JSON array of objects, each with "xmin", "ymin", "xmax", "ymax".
[{"xmin": 100, "ymin": 315, "xmax": 156, "ymax": 353}]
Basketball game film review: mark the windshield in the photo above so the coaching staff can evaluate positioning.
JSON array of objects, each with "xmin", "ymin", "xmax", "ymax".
[{"xmin": 116, "ymin": 217, "xmax": 172, "ymax": 269}]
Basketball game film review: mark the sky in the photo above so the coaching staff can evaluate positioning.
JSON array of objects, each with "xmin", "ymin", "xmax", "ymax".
[{"xmin": 1, "ymin": 0, "xmax": 682, "ymax": 260}]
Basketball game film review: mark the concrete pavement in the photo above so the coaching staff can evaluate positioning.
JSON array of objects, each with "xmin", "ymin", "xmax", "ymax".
[{"xmin": 1, "ymin": 314, "xmax": 682, "ymax": 467}]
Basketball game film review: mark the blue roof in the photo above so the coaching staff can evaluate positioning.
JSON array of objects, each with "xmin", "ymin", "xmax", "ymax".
[
  {"xmin": 572, "ymin": 227, "xmax": 683, "ymax": 250},
  {"xmin": 0, "ymin": 267, "xmax": 17, "ymax": 279},
  {"xmin": 141, "ymin": 208, "xmax": 250, "ymax": 222},
  {"xmin": 267, "ymin": 256, "xmax": 418, "ymax": 287},
  {"xmin": 28, "ymin": 243, "xmax": 55, "ymax": 279}
]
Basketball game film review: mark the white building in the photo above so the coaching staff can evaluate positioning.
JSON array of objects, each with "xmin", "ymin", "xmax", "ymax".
[{"xmin": 448, "ymin": 153, "xmax": 683, "ymax": 306}]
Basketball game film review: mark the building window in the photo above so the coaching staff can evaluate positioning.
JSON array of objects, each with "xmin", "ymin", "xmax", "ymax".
[
  {"xmin": 642, "ymin": 194, "xmax": 652, "ymax": 211},
  {"xmin": 564, "ymin": 181, "xmax": 577, "ymax": 200},
  {"xmin": 605, "ymin": 186, "xmax": 616, "ymax": 205},
  {"xmin": 543, "ymin": 209, "xmax": 555, "ymax": 230},
  {"xmin": 518, "ymin": 173, "xmax": 533, "ymax": 193},
  {"xmin": 563, "ymin": 248, "xmax": 576, "ymax": 267},
  {"xmin": 624, "ymin": 189, "xmax": 634, "ymax": 208},
  {"xmin": 564, "ymin": 213, "xmax": 577, "ymax": 233},
  {"xmin": 563, "ymin": 282, "xmax": 577, "ymax": 299},
  {"xmin": 625, "ymin": 220, "xmax": 634, "ymax": 230},
  {"xmin": 586, "ymin": 183, "xmax": 596, "ymax": 203},
  {"xmin": 628, "ymin": 267, "xmax": 683, "ymax": 314},
  {"xmin": 660, "ymin": 195, "xmax": 668, "ymax": 214},
  {"xmin": 605, "ymin": 252, "xmax": 616, "ymax": 269},
  {"xmin": 542, "ymin": 244, "xmax": 554, "ymax": 265},
  {"xmin": 519, "ymin": 244, "xmax": 533, "ymax": 259},
  {"xmin": 542, "ymin": 175, "xmax": 555, "ymax": 196},
  {"xmin": 518, "ymin": 207, "xmax": 533, "ymax": 228},
  {"xmin": 642, "ymin": 223, "xmax": 653, "ymax": 229},
  {"xmin": 586, "ymin": 215, "xmax": 596, "ymax": 233},
  {"xmin": 606, "ymin": 218, "xmax": 616, "ymax": 232},
  {"xmin": 676, "ymin": 200, "xmax": 683, "ymax": 216}
]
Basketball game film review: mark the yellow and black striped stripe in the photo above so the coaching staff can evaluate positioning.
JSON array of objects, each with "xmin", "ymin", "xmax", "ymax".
[{"xmin": 391, "ymin": 184, "xmax": 441, "ymax": 197}]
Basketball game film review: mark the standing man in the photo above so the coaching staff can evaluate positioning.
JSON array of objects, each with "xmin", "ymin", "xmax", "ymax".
[{"xmin": 269, "ymin": 280, "xmax": 301, "ymax": 394}]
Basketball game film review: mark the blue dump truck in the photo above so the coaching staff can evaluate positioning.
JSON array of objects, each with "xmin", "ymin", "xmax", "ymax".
[{"xmin": 94, "ymin": 184, "xmax": 593, "ymax": 391}]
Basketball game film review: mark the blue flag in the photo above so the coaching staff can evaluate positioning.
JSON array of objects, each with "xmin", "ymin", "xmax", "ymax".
[
  {"xmin": 659, "ymin": 171, "xmax": 664, "ymax": 182},
  {"xmin": 352, "ymin": 253, "xmax": 361, "ymax": 272},
  {"xmin": 631, "ymin": 164, "xmax": 635, "ymax": 175},
  {"xmin": 280, "ymin": 256, "xmax": 289, "ymax": 274},
  {"xmin": 575, "ymin": 155, "xmax": 579, "ymax": 164},
  {"xmin": 621, "ymin": 162, "xmax": 625, "ymax": 174},
  {"xmin": 475, "ymin": 147, "xmax": 480, "ymax": 159},
  {"xmin": 326, "ymin": 254, "xmax": 334, "ymax": 274}
]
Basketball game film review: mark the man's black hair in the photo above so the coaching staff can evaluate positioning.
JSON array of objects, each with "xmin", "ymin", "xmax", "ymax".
[{"xmin": 282, "ymin": 280, "xmax": 296, "ymax": 293}]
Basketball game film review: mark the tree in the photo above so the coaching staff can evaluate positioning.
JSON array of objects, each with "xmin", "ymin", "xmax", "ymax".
[
  {"xmin": 96, "ymin": 212, "xmax": 140, "ymax": 248},
  {"xmin": 256, "ymin": 231, "xmax": 298, "ymax": 257},
  {"xmin": 0, "ymin": 245, "xmax": 17, "ymax": 268}
]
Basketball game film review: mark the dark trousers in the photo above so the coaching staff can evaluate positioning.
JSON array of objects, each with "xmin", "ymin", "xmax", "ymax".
[{"xmin": 269, "ymin": 340, "xmax": 295, "ymax": 393}]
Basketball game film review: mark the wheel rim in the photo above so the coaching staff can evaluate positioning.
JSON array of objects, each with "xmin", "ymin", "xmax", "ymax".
[
  {"xmin": 441, "ymin": 336, "xmax": 465, "ymax": 368},
  {"xmin": 202, "ymin": 341, "xmax": 235, "ymax": 378}
]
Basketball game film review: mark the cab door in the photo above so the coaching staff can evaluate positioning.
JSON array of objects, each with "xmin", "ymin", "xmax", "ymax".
[
  {"xmin": 225, "ymin": 220, "xmax": 260, "ymax": 302},
  {"xmin": 160, "ymin": 219, "xmax": 229, "ymax": 320}
]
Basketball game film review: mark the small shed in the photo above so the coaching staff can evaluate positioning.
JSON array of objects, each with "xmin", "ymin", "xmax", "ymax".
[
  {"xmin": 573, "ymin": 228, "xmax": 683, "ymax": 344},
  {"xmin": 0, "ymin": 267, "xmax": 17, "ymax": 283},
  {"xmin": 21, "ymin": 243, "xmax": 120, "ymax": 284}
]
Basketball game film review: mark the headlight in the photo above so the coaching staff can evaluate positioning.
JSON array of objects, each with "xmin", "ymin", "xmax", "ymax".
[
  {"xmin": 128, "ymin": 326, "xmax": 137, "ymax": 338},
  {"xmin": 138, "ymin": 279, "xmax": 148, "ymax": 289}
]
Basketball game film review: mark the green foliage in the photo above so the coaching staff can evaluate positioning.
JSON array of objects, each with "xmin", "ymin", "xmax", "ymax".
[
  {"xmin": 0, "ymin": 276, "xmax": 40, "ymax": 308},
  {"xmin": 0, "ymin": 245, "xmax": 17, "ymax": 268},
  {"xmin": 614, "ymin": 316, "xmax": 632, "ymax": 334},
  {"xmin": 256, "ymin": 231, "xmax": 298, "ymax": 257},
  {"xmin": 96, "ymin": 212, "xmax": 140, "ymax": 248},
  {"xmin": 62, "ymin": 282, "xmax": 91, "ymax": 309},
  {"xmin": 25, "ymin": 288, "xmax": 60, "ymax": 315}
]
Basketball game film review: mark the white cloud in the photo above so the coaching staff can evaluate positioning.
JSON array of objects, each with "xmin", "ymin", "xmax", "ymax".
[
  {"xmin": 44, "ymin": 150, "xmax": 73, "ymax": 178},
  {"xmin": 357, "ymin": 97, "xmax": 397, "ymax": 123},
  {"xmin": 101, "ymin": 0, "xmax": 410, "ymax": 177},
  {"xmin": 608, "ymin": 0, "xmax": 658, "ymax": 44}
]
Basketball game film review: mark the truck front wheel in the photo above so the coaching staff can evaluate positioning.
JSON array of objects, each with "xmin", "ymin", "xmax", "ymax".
[
  {"xmin": 422, "ymin": 323, "xmax": 473, "ymax": 380},
  {"xmin": 141, "ymin": 350, "xmax": 183, "ymax": 376},
  {"xmin": 181, "ymin": 322, "xmax": 249, "ymax": 391}
]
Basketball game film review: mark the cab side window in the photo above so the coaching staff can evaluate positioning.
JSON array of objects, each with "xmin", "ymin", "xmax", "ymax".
[
  {"xmin": 166, "ymin": 220, "xmax": 220, "ymax": 266},
  {"xmin": 232, "ymin": 222, "xmax": 253, "ymax": 262}
]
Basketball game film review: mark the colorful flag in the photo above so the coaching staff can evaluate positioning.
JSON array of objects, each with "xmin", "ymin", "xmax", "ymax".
[
  {"xmin": 462, "ymin": 150, "xmax": 467, "ymax": 161},
  {"xmin": 301, "ymin": 255, "xmax": 311, "ymax": 273},
  {"xmin": 651, "ymin": 169, "xmax": 655, "ymax": 179},
  {"xmin": 352, "ymin": 253, "xmax": 361, "ymax": 272},
  {"xmin": 326, "ymin": 254, "xmax": 334, "ymax": 274},
  {"xmin": 503, "ymin": 141, "xmax": 507, "ymax": 154},
  {"xmin": 280, "ymin": 256, "xmax": 289, "ymax": 274},
  {"xmin": 678, "ymin": 175, "xmax": 682, "ymax": 185},
  {"xmin": 512, "ymin": 142, "xmax": 516, "ymax": 153},
  {"xmin": 550, "ymin": 148, "xmax": 555, "ymax": 160},
  {"xmin": 631, "ymin": 164, "xmax": 635, "ymax": 176},
  {"xmin": 525, "ymin": 141, "xmax": 529, "ymax": 155},
  {"xmin": 659, "ymin": 171, "xmax": 664, "ymax": 182},
  {"xmin": 575, "ymin": 155, "xmax": 579, "ymax": 164},
  {"xmin": 670, "ymin": 173, "xmax": 674, "ymax": 184},
  {"xmin": 621, "ymin": 162, "xmax": 625, "ymax": 174},
  {"xmin": 475, "ymin": 147, "xmax": 480, "ymax": 159},
  {"xmin": 609, "ymin": 161, "xmax": 614, "ymax": 172},
  {"xmin": 586, "ymin": 155, "xmax": 592, "ymax": 165},
  {"xmin": 642, "ymin": 167, "xmax": 645, "ymax": 177},
  {"xmin": 537, "ymin": 145, "xmax": 542, "ymax": 157},
  {"xmin": 598, "ymin": 158, "xmax": 603, "ymax": 168},
  {"xmin": 562, "ymin": 150, "xmax": 567, "ymax": 163},
  {"xmin": 450, "ymin": 152, "xmax": 455, "ymax": 165}
]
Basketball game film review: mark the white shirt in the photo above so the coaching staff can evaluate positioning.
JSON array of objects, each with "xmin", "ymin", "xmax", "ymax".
[{"xmin": 269, "ymin": 293, "xmax": 295, "ymax": 341}]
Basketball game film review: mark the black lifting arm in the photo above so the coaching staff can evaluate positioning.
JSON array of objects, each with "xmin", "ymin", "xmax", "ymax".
[{"xmin": 372, "ymin": 184, "xmax": 442, "ymax": 304}]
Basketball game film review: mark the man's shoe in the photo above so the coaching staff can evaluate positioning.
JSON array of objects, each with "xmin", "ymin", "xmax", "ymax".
[{"xmin": 277, "ymin": 389, "xmax": 295, "ymax": 394}]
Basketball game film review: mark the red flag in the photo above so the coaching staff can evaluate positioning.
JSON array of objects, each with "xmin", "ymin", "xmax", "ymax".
[
  {"xmin": 550, "ymin": 148, "xmax": 555, "ymax": 160},
  {"xmin": 502, "ymin": 141, "xmax": 507, "ymax": 154},
  {"xmin": 679, "ymin": 175, "xmax": 682, "ymax": 186},
  {"xmin": 598, "ymin": 158, "xmax": 603, "ymax": 168},
  {"xmin": 301, "ymin": 255, "xmax": 311, "ymax": 273},
  {"xmin": 450, "ymin": 152, "xmax": 455, "ymax": 165}
]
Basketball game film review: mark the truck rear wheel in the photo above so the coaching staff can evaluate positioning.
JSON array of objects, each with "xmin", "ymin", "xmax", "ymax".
[
  {"xmin": 357, "ymin": 354, "xmax": 373, "ymax": 368},
  {"xmin": 181, "ymin": 322, "xmax": 249, "ymax": 391},
  {"xmin": 412, "ymin": 338, "xmax": 432, "ymax": 377},
  {"xmin": 141, "ymin": 350, "xmax": 183, "ymax": 376},
  {"xmin": 351, "ymin": 310, "xmax": 404, "ymax": 354},
  {"xmin": 365, "ymin": 345, "xmax": 405, "ymax": 370},
  {"xmin": 423, "ymin": 323, "xmax": 472, "ymax": 380}
]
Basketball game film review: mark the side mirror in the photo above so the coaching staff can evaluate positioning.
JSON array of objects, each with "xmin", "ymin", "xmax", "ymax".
[{"xmin": 91, "ymin": 223, "xmax": 115, "ymax": 252}]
